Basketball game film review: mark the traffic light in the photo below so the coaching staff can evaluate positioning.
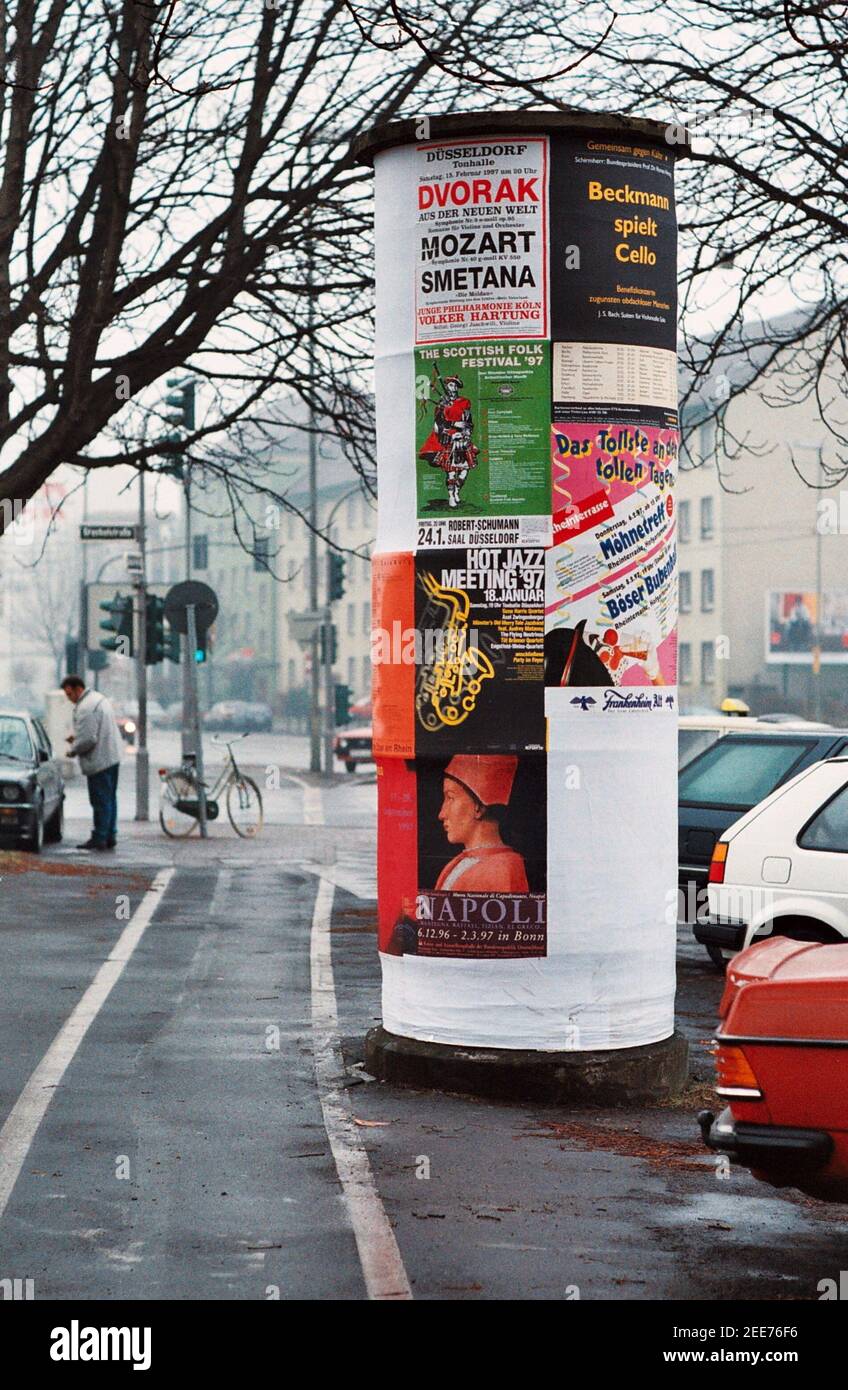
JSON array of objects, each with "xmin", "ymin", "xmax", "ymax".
[
  {"xmin": 165, "ymin": 376, "xmax": 195, "ymax": 430},
  {"xmin": 328, "ymin": 552, "xmax": 346, "ymax": 602},
  {"xmin": 145, "ymin": 593, "xmax": 165, "ymax": 663},
  {"xmin": 99, "ymin": 594, "xmax": 133, "ymax": 656},
  {"xmin": 144, "ymin": 594, "xmax": 179, "ymax": 664},
  {"xmin": 319, "ymin": 622, "xmax": 338, "ymax": 666},
  {"xmin": 334, "ymin": 683, "xmax": 351, "ymax": 726},
  {"xmin": 193, "ymin": 624, "xmax": 214, "ymax": 665}
]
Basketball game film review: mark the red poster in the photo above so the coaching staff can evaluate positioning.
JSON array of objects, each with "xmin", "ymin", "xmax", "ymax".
[{"xmin": 372, "ymin": 553, "xmax": 416, "ymax": 756}]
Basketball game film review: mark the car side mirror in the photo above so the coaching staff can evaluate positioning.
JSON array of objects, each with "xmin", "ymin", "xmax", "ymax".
[{"xmin": 38, "ymin": 747, "xmax": 49, "ymax": 763}]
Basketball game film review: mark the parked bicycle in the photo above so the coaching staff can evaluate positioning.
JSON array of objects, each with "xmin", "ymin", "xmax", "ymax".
[{"xmin": 158, "ymin": 733, "xmax": 264, "ymax": 839}]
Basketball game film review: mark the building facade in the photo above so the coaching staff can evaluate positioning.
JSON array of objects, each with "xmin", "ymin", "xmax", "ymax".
[
  {"xmin": 195, "ymin": 464, "xmax": 375, "ymax": 719},
  {"xmin": 678, "ymin": 372, "xmax": 848, "ymax": 722}
]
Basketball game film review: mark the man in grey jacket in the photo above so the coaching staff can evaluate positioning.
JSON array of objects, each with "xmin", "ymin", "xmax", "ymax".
[{"xmin": 61, "ymin": 675, "xmax": 123, "ymax": 851}]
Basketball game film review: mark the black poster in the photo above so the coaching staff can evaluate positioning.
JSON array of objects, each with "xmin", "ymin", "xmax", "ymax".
[
  {"xmin": 413, "ymin": 546, "xmax": 545, "ymax": 755},
  {"xmin": 549, "ymin": 133, "xmax": 678, "ymax": 351}
]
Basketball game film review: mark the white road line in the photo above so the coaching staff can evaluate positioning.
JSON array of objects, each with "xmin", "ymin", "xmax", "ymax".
[
  {"xmin": 0, "ymin": 866, "xmax": 175, "ymax": 1223},
  {"xmin": 310, "ymin": 876, "xmax": 412, "ymax": 1301},
  {"xmin": 282, "ymin": 772, "xmax": 324, "ymax": 826},
  {"xmin": 208, "ymin": 868, "xmax": 233, "ymax": 919}
]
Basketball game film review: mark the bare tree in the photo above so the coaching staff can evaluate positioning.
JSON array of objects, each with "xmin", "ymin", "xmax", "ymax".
[
  {"xmin": 519, "ymin": 0, "xmax": 848, "ymax": 480},
  {"xmin": 15, "ymin": 552, "xmax": 79, "ymax": 682},
  {"xmin": 0, "ymin": 0, "xmax": 615, "ymax": 538}
]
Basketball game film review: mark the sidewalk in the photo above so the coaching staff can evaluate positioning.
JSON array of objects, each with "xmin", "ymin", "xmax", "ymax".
[{"xmin": 62, "ymin": 730, "xmax": 314, "ymax": 823}]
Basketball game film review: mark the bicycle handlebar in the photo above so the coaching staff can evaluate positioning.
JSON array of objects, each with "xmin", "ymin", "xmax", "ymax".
[{"xmin": 210, "ymin": 732, "xmax": 251, "ymax": 746}]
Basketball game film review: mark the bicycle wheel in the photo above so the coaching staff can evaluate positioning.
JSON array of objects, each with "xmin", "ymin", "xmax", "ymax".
[
  {"xmin": 159, "ymin": 772, "xmax": 199, "ymax": 838},
  {"xmin": 226, "ymin": 774, "xmax": 263, "ymax": 838}
]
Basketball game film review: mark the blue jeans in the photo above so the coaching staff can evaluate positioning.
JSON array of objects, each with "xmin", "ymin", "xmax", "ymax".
[{"xmin": 87, "ymin": 764, "xmax": 119, "ymax": 846}]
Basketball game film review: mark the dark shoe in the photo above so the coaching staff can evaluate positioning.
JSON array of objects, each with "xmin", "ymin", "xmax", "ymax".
[
  {"xmin": 76, "ymin": 839, "xmax": 107, "ymax": 851},
  {"xmin": 105, "ymin": 840, "xmax": 117, "ymax": 849}
]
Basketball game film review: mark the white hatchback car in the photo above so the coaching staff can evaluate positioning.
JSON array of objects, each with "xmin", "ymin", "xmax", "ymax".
[{"xmin": 700, "ymin": 757, "xmax": 848, "ymax": 967}]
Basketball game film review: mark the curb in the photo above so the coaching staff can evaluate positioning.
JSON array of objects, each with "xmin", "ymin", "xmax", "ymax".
[{"xmin": 365, "ymin": 1026, "xmax": 689, "ymax": 1106}]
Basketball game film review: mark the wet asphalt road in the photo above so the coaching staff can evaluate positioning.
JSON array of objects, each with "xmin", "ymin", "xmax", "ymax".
[{"xmin": 1, "ymin": 748, "xmax": 846, "ymax": 1301}]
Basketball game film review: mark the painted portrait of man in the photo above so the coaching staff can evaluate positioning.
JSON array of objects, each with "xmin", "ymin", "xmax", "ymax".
[{"xmin": 435, "ymin": 754, "xmax": 528, "ymax": 893}]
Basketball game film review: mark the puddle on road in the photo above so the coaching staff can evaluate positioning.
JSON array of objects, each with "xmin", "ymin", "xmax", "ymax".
[{"xmin": 651, "ymin": 1187, "xmax": 829, "ymax": 1237}]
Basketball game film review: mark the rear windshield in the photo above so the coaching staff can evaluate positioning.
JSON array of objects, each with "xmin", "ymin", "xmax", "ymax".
[
  {"xmin": 678, "ymin": 737, "xmax": 814, "ymax": 809},
  {"xmin": 678, "ymin": 727, "xmax": 724, "ymax": 768}
]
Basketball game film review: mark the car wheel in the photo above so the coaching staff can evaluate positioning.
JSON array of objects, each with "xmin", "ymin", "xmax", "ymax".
[
  {"xmin": 345, "ymin": 760, "xmax": 356, "ymax": 774},
  {"xmin": 23, "ymin": 801, "xmax": 44, "ymax": 854},
  {"xmin": 45, "ymin": 798, "xmax": 64, "ymax": 844},
  {"xmin": 706, "ymin": 944, "xmax": 730, "ymax": 973}
]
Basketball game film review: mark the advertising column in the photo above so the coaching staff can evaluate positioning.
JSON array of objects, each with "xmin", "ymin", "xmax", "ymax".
[{"xmin": 361, "ymin": 115, "xmax": 688, "ymax": 1100}]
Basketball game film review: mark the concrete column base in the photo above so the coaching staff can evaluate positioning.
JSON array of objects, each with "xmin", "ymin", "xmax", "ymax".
[{"xmin": 365, "ymin": 1026, "xmax": 689, "ymax": 1106}]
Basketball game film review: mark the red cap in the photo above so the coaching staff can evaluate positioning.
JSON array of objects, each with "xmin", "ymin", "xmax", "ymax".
[{"xmin": 444, "ymin": 754, "xmax": 518, "ymax": 807}]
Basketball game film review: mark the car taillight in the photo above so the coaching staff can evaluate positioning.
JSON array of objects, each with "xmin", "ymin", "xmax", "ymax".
[
  {"xmin": 708, "ymin": 840, "xmax": 729, "ymax": 884},
  {"xmin": 715, "ymin": 1042, "xmax": 763, "ymax": 1100}
]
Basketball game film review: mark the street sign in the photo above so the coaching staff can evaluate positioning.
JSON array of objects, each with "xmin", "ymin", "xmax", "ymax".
[
  {"xmin": 288, "ymin": 610, "xmax": 324, "ymax": 648},
  {"xmin": 80, "ymin": 523, "xmax": 138, "ymax": 542},
  {"xmin": 164, "ymin": 580, "xmax": 219, "ymax": 636}
]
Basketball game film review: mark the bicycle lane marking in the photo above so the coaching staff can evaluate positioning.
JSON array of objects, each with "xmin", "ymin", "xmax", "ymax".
[
  {"xmin": 0, "ymin": 867, "xmax": 175, "ymax": 1223},
  {"xmin": 282, "ymin": 772, "xmax": 324, "ymax": 826},
  {"xmin": 310, "ymin": 875, "xmax": 413, "ymax": 1300}
]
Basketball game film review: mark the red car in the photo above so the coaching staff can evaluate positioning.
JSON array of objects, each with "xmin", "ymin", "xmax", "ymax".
[{"xmin": 699, "ymin": 937, "xmax": 848, "ymax": 1201}]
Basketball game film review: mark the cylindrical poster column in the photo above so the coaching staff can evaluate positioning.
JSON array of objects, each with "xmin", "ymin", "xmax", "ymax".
[{"xmin": 357, "ymin": 113, "xmax": 689, "ymax": 1100}]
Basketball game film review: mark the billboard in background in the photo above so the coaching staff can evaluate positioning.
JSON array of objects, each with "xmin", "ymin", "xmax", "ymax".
[{"xmin": 766, "ymin": 590, "xmax": 848, "ymax": 663}]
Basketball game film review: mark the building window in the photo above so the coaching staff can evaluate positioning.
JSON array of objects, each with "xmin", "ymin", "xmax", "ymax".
[
  {"xmin": 701, "ymin": 568, "xmax": 715, "ymax": 612},
  {"xmin": 347, "ymin": 657, "xmax": 355, "ymax": 690},
  {"xmin": 288, "ymin": 658, "xmax": 296, "ymax": 688},
  {"xmin": 700, "ymin": 496, "xmax": 714, "ymax": 540},
  {"xmin": 362, "ymin": 655, "xmax": 371, "ymax": 696},
  {"xmin": 347, "ymin": 494, "xmax": 357, "ymax": 528},
  {"xmin": 679, "ymin": 642, "xmax": 692, "ymax": 685},
  {"xmin": 678, "ymin": 500, "xmax": 691, "ymax": 544},
  {"xmin": 346, "ymin": 603, "xmax": 355, "ymax": 636},
  {"xmin": 701, "ymin": 641, "xmax": 715, "ymax": 685},
  {"xmin": 193, "ymin": 534, "xmax": 208, "ymax": 570},
  {"xmin": 680, "ymin": 571, "xmax": 692, "ymax": 613},
  {"xmin": 362, "ymin": 601, "xmax": 371, "ymax": 636}
]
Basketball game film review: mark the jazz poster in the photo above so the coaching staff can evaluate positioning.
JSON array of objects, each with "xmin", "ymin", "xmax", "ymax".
[{"xmin": 371, "ymin": 548, "xmax": 545, "ymax": 758}]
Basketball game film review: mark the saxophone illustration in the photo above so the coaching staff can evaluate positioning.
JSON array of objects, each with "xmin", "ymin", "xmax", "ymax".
[{"xmin": 416, "ymin": 571, "xmax": 495, "ymax": 731}]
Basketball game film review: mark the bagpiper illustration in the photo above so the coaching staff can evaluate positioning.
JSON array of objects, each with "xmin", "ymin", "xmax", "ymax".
[{"xmin": 419, "ymin": 371, "xmax": 479, "ymax": 509}]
